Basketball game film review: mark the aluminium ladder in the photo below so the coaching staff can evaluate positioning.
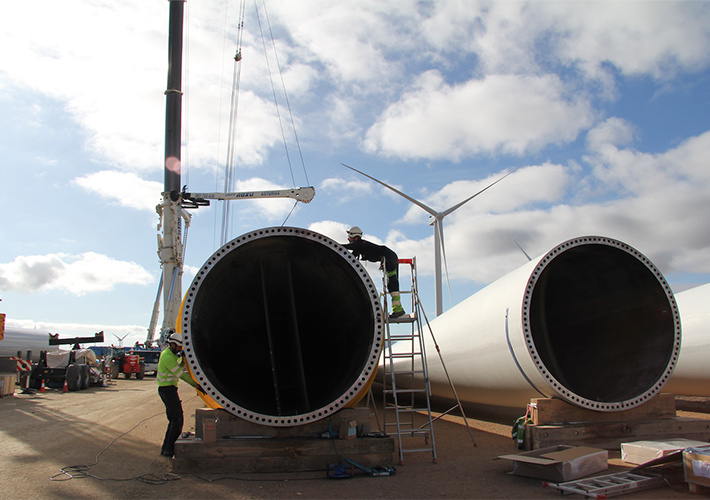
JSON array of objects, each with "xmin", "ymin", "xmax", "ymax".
[
  {"xmin": 543, "ymin": 471, "xmax": 666, "ymax": 498},
  {"xmin": 381, "ymin": 257, "xmax": 437, "ymax": 464}
]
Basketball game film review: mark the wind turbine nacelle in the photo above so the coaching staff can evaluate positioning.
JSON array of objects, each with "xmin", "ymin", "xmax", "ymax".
[
  {"xmin": 180, "ymin": 227, "xmax": 383, "ymax": 426},
  {"xmin": 391, "ymin": 236, "xmax": 681, "ymax": 412}
]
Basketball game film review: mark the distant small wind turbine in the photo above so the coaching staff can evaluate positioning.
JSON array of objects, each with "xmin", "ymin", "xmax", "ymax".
[
  {"xmin": 343, "ymin": 163, "xmax": 519, "ymax": 316},
  {"xmin": 113, "ymin": 333, "xmax": 129, "ymax": 348}
]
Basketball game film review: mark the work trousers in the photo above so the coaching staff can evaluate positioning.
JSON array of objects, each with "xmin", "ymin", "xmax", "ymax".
[
  {"xmin": 386, "ymin": 268, "xmax": 400, "ymax": 293},
  {"xmin": 158, "ymin": 385, "xmax": 183, "ymax": 457}
]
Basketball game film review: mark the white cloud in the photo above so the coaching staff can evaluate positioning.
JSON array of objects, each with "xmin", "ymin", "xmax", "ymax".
[
  {"xmin": 421, "ymin": 1, "xmax": 710, "ymax": 80},
  {"xmin": 0, "ymin": 253, "xmax": 153, "ymax": 295},
  {"xmin": 586, "ymin": 117, "xmax": 637, "ymax": 151},
  {"xmin": 74, "ymin": 171, "xmax": 163, "ymax": 211},
  {"xmin": 585, "ymin": 121, "xmax": 710, "ymax": 195},
  {"xmin": 364, "ymin": 72, "xmax": 594, "ymax": 160},
  {"xmin": 545, "ymin": 1, "xmax": 710, "ymax": 80},
  {"xmin": 308, "ymin": 220, "xmax": 350, "ymax": 243},
  {"xmin": 320, "ymin": 177, "xmax": 372, "ymax": 202},
  {"xmin": 0, "ymin": 0, "xmax": 167, "ymax": 170},
  {"xmin": 395, "ymin": 164, "xmax": 570, "ymax": 225},
  {"xmin": 268, "ymin": 0, "xmax": 417, "ymax": 84}
]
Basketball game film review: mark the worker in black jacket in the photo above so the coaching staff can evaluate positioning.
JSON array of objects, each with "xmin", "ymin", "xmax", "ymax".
[{"xmin": 344, "ymin": 226, "xmax": 406, "ymax": 319}]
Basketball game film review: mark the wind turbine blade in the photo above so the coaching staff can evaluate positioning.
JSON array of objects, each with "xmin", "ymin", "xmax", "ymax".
[
  {"xmin": 441, "ymin": 166, "xmax": 522, "ymax": 218},
  {"xmin": 438, "ymin": 221, "xmax": 454, "ymax": 309},
  {"xmin": 515, "ymin": 240, "xmax": 532, "ymax": 261},
  {"xmin": 342, "ymin": 163, "xmax": 439, "ymax": 218}
]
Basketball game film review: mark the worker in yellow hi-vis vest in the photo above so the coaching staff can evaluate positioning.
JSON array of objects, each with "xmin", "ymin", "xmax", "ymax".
[{"xmin": 157, "ymin": 332, "xmax": 200, "ymax": 458}]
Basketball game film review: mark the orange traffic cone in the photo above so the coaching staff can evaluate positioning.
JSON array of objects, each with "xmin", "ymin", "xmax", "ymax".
[
  {"xmin": 40, "ymin": 379, "xmax": 46, "ymax": 393},
  {"xmin": 63, "ymin": 380, "xmax": 68, "ymax": 393}
]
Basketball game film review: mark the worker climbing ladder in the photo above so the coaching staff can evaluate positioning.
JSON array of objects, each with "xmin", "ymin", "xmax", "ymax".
[{"xmin": 381, "ymin": 257, "xmax": 437, "ymax": 464}]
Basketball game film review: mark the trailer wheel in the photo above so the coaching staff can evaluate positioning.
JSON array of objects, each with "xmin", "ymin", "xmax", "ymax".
[
  {"xmin": 66, "ymin": 364, "xmax": 81, "ymax": 391},
  {"xmin": 80, "ymin": 365, "xmax": 90, "ymax": 390}
]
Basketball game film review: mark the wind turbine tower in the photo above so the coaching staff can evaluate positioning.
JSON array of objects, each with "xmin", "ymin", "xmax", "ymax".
[{"xmin": 343, "ymin": 164, "xmax": 518, "ymax": 316}]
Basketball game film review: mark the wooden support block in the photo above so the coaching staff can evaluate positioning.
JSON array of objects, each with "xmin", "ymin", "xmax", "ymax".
[
  {"xmin": 172, "ymin": 436, "xmax": 394, "ymax": 473},
  {"xmin": 194, "ymin": 407, "xmax": 372, "ymax": 440},
  {"xmin": 531, "ymin": 393, "xmax": 676, "ymax": 426},
  {"xmin": 527, "ymin": 416, "xmax": 710, "ymax": 451},
  {"xmin": 688, "ymin": 482, "xmax": 710, "ymax": 495}
]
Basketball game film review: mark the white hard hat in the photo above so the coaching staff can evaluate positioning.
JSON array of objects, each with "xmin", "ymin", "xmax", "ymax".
[
  {"xmin": 168, "ymin": 332, "xmax": 183, "ymax": 346},
  {"xmin": 347, "ymin": 226, "xmax": 362, "ymax": 237}
]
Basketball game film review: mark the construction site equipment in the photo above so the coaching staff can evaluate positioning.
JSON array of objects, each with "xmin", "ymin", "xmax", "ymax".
[
  {"xmin": 381, "ymin": 257, "xmax": 437, "ymax": 464},
  {"xmin": 104, "ymin": 347, "xmax": 146, "ymax": 379},
  {"xmin": 179, "ymin": 227, "xmax": 384, "ymax": 426},
  {"xmin": 29, "ymin": 332, "xmax": 106, "ymax": 391},
  {"xmin": 543, "ymin": 470, "xmax": 666, "ymax": 498},
  {"xmin": 344, "ymin": 457, "xmax": 396, "ymax": 476},
  {"xmin": 327, "ymin": 462, "xmax": 354, "ymax": 479}
]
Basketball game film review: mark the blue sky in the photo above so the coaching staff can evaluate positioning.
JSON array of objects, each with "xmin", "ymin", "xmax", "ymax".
[{"xmin": 1, "ymin": 0, "xmax": 709, "ymax": 347}]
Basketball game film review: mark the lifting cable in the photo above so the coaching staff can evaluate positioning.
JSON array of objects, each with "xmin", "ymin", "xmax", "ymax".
[
  {"xmin": 220, "ymin": 0, "xmax": 248, "ymax": 246},
  {"xmin": 255, "ymin": 0, "xmax": 310, "ymax": 187},
  {"xmin": 220, "ymin": 0, "xmax": 311, "ymax": 243}
]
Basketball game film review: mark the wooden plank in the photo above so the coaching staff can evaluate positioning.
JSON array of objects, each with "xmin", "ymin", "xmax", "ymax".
[
  {"xmin": 175, "ymin": 436, "xmax": 394, "ymax": 459},
  {"xmin": 172, "ymin": 452, "xmax": 393, "ymax": 473},
  {"xmin": 528, "ymin": 416, "xmax": 710, "ymax": 450},
  {"xmin": 531, "ymin": 393, "xmax": 676, "ymax": 426},
  {"xmin": 676, "ymin": 396, "xmax": 710, "ymax": 414},
  {"xmin": 172, "ymin": 436, "xmax": 394, "ymax": 473},
  {"xmin": 194, "ymin": 407, "xmax": 372, "ymax": 440}
]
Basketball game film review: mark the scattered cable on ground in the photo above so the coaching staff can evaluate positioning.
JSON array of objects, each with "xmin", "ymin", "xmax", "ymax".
[
  {"xmin": 50, "ymin": 410, "xmax": 168, "ymax": 483},
  {"xmin": 49, "ymin": 395, "xmax": 327, "ymax": 486},
  {"xmin": 51, "ymin": 395, "xmax": 197, "ymax": 484}
]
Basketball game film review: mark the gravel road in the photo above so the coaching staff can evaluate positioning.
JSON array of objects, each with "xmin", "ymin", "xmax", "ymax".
[{"xmin": 0, "ymin": 378, "xmax": 704, "ymax": 499}]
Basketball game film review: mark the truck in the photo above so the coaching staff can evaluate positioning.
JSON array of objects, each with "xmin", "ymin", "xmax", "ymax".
[
  {"xmin": 104, "ymin": 346, "xmax": 146, "ymax": 379},
  {"xmin": 28, "ymin": 332, "xmax": 107, "ymax": 391},
  {"xmin": 131, "ymin": 348, "xmax": 160, "ymax": 376}
]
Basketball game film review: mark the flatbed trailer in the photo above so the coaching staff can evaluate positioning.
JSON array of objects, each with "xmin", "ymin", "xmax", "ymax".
[{"xmin": 28, "ymin": 332, "xmax": 106, "ymax": 391}]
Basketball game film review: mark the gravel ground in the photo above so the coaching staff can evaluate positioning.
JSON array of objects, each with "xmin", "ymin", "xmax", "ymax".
[{"xmin": 0, "ymin": 378, "xmax": 706, "ymax": 499}]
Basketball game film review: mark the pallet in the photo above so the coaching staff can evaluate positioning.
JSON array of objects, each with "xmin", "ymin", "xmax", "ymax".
[
  {"xmin": 0, "ymin": 373, "xmax": 16, "ymax": 398},
  {"xmin": 688, "ymin": 482, "xmax": 710, "ymax": 494},
  {"xmin": 525, "ymin": 395, "xmax": 710, "ymax": 450}
]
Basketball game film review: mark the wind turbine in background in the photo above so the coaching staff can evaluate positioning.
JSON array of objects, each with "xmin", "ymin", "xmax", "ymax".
[
  {"xmin": 113, "ymin": 333, "xmax": 129, "ymax": 348},
  {"xmin": 342, "ymin": 163, "xmax": 519, "ymax": 316}
]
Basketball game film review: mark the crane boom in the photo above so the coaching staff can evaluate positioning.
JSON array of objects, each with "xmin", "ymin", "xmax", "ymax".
[{"xmin": 182, "ymin": 186, "xmax": 315, "ymax": 206}]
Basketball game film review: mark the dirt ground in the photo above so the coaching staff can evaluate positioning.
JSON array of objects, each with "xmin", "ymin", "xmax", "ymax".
[{"xmin": 1, "ymin": 378, "xmax": 708, "ymax": 500}]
